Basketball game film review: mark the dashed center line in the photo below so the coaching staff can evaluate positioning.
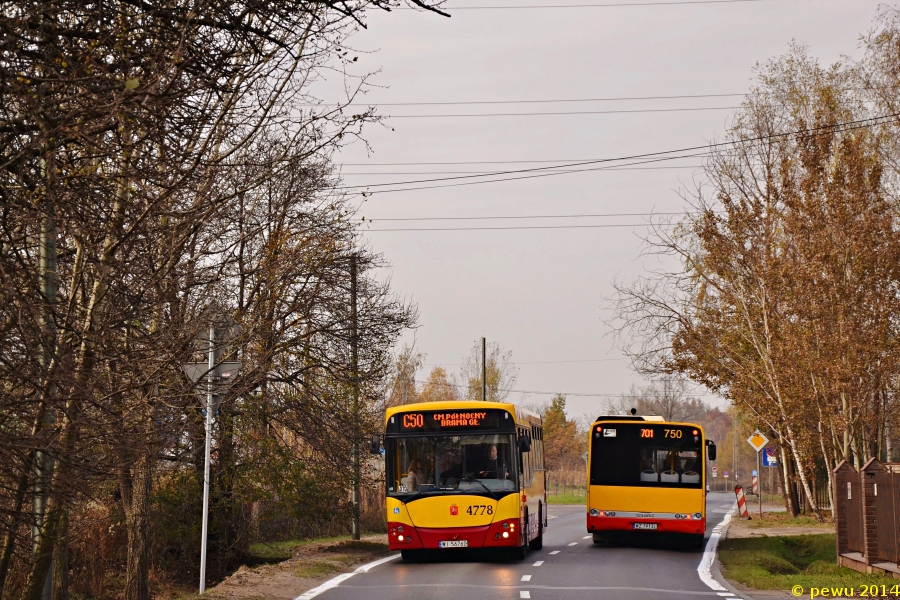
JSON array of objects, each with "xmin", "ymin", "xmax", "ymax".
[
  {"xmin": 567, "ymin": 542, "xmax": 578, "ymax": 546},
  {"xmin": 520, "ymin": 592, "xmax": 531, "ymax": 599},
  {"xmin": 549, "ymin": 550, "xmax": 560, "ymax": 555},
  {"xmin": 582, "ymin": 535, "xmax": 592, "ymax": 539},
  {"xmin": 532, "ymin": 560, "xmax": 544, "ymax": 566},
  {"xmin": 521, "ymin": 575, "xmax": 532, "ymax": 582}
]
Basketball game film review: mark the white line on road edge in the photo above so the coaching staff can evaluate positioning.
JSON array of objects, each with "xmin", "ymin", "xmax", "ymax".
[
  {"xmin": 292, "ymin": 553, "xmax": 400, "ymax": 600},
  {"xmin": 697, "ymin": 502, "xmax": 736, "ymax": 594}
]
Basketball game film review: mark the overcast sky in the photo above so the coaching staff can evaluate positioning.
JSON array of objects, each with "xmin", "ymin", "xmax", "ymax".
[{"xmin": 324, "ymin": 0, "xmax": 885, "ymax": 420}]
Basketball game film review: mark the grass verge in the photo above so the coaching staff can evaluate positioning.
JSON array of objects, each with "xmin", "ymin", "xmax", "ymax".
[
  {"xmin": 247, "ymin": 534, "xmax": 380, "ymax": 563},
  {"xmin": 547, "ymin": 494, "xmax": 586, "ymax": 505},
  {"xmin": 744, "ymin": 512, "xmax": 833, "ymax": 530},
  {"xmin": 718, "ymin": 534, "xmax": 894, "ymax": 590}
]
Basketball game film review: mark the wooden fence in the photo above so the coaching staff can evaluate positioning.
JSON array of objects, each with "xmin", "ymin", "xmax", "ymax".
[
  {"xmin": 833, "ymin": 458, "xmax": 900, "ymax": 578},
  {"xmin": 547, "ymin": 471, "xmax": 587, "ymax": 497}
]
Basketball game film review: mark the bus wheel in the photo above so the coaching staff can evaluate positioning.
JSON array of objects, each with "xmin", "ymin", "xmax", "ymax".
[
  {"xmin": 529, "ymin": 506, "xmax": 543, "ymax": 551},
  {"xmin": 512, "ymin": 518, "xmax": 529, "ymax": 559},
  {"xmin": 592, "ymin": 532, "xmax": 612, "ymax": 545}
]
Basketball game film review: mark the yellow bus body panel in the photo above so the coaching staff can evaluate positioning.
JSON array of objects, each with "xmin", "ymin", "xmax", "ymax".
[
  {"xmin": 588, "ymin": 485, "xmax": 704, "ymax": 515},
  {"xmin": 386, "ymin": 496, "xmax": 414, "ymax": 526}
]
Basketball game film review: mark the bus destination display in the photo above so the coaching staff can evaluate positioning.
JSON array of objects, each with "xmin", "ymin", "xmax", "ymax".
[{"xmin": 389, "ymin": 409, "xmax": 507, "ymax": 433}]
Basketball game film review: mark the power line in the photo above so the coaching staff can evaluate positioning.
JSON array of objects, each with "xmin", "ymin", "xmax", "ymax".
[
  {"xmin": 398, "ymin": 0, "xmax": 766, "ymax": 9},
  {"xmin": 340, "ymin": 153, "xmax": 707, "ymax": 190},
  {"xmin": 412, "ymin": 378, "xmax": 717, "ymax": 399},
  {"xmin": 340, "ymin": 113, "xmax": 900, "ymax": 193},
  {"xmin": 318, "ymin": 92, "xmax": 745, "ymax": 107},
  {"xmin": 360, "ymin": 222, "xmax": 658, "ymax": 231},
  {"xmin": 425, "ymin": 358, "xmax": 627, "ymax": 365},
  {"xmin": 342, "ymin": 166, "xmax": 703, "ymax": 174},
  {"xmin": 340, "ymin": 158, "xmax": 701, "ymax": 166},
  {"xmin": 384, "ymin": 106, "xmax": 737, "ymax": 118},
  {"xmin": 345, "ymin": 153, "xmax": 707, "ymax": 194},
  {"xmin": 357, "ymin": 211, "xmax": 692, "ymax": 222}
]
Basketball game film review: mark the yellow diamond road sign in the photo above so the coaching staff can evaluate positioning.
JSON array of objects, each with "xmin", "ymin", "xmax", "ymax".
[{"xmin": 747, "ymin": 431, "xmax": 769, "ymax": 452}]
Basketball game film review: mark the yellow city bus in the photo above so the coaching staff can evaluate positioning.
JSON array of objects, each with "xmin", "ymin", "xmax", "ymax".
[
  {"xmin": 380, "ymin": 401, "xmax": 546, "ymax": 560},
  {"xmin": 585, "ymin": 413, "xmax": 716, "ymax": 548}
]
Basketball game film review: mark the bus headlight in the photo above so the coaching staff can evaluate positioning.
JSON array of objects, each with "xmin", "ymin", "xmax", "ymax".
[
  {"xmin": 694, "ymin": 512, "xmax": 702, "ymax": 519},
  {"xmin": 397, "ymin": 535, "xmax": 404, "ymax": 541},
  {"xmin": 397, "ymin": 526, "xmax": 404, "ymax": 532},
  {"xmin": 589, "ymin": 508, "xmax": 599, "ymax": 517},
  {"xmin": 502, "ymin": 532, "xmax": 509, "ymax": 538}
]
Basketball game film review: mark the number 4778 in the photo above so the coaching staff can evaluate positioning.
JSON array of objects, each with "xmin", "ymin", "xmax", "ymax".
[{"xmin": 466, "ymin": 505, "xmax": 493, "ymax": 515}]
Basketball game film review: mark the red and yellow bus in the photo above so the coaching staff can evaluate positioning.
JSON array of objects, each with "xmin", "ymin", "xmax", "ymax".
[
  {"xmin": 585, "ymin": 413, "xmax": 716, "ymax": 547},
  {"xmin": 381, "ymin": 401, "xmax": 546, "ymax": 560}
]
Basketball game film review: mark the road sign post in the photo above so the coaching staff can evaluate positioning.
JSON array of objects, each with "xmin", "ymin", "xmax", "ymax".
[
  {"xmin": 746, "ymin": 431, "xmax": 769, "ymax": 518},
  {"xmin": 183, "ymin": 326, "xmax": 241, "ymax": 594}
]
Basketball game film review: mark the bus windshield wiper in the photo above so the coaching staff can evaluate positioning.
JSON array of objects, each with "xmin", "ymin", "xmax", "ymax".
[{"xmin": 462, "ymin": 477, "xmax": 494, "ymax": 496}]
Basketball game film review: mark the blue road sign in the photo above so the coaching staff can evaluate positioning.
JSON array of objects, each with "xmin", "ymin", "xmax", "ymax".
[{"xmin": 762, "ymin": 447, "xmax": 778, "ymax": 467}]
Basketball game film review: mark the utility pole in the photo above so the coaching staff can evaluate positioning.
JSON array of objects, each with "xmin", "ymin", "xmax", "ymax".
[
  {"xmin": 350, "ymin": 256, "xmax": 360, "ymax": 541},
  {"xmin": 481, "ymin": 337, "xmax": 487, "ymax": 401}
]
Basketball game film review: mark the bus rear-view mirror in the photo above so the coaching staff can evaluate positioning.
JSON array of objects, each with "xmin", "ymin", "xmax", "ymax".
[
  {"xmin": 707, "ymin": 440, "xmax": 717, "ymax": 461},
  {"xmin": 370, "ymin": 435, "xmax": 381, "ymax": 455}
]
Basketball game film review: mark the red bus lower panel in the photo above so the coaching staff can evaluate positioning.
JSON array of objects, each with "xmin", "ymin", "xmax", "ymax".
[{"xmin": 587, "ymin": 515, "xmax": 705, "ymax": 535}]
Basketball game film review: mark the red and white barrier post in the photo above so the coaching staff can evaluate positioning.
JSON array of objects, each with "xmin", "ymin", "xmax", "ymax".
[
  {"xmin": 751, "ymin": 472, "xmax": 759, "ymax": 495},
  {"xmin": 734, "ymin": 485, "xmax": 750, "ymax": 519}
]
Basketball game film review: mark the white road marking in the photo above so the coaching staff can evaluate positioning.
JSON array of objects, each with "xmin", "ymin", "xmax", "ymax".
[
  {"xmin": 521, "ymin": 575, "xmax": 532, "ymax": 581},
  {"xmin": 549, "ymin": 550, "xmax": 560, "ymax": 555},
  {"xmin": 548, "ymin": 515, "xmax": 558, "ymax": 519},
  {"xmin": 697, "ymin": 500, "xmax": 737, "ymax": 594},
  {"xmin": 532, "ymin": 560, "xmax": 544, "ymax": 566},
  {"xmin": 520, "ymin": 592, "xmax": 531, "ymax": 599},
  {"xmin": 567, "ymin": 542, "xmax": 578, "ymax": 546},
  {"xmin": 292, "ymin": 553, "xmax": 400, "ymax": 600},
  {"xmin": 582, "ymin": 535, "xmax": 592, "ymax": 539},
  {"xmin": 717, "ymin": 593, "xmax": 735, "ymax": 597}
]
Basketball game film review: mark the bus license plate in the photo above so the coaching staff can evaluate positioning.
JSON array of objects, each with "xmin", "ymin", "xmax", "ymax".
[
  {"xmin": 439, "ymin": 540, "xmax": 468, "ymax": 548},
  {"xmin": 633, "ymin": 523, "xmax": 658, "ymax": 530}
]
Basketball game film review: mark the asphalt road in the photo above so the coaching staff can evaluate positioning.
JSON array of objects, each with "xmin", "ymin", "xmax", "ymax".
[{"xmin": 310, "ymin": 492, "xmax": 738, "ymax": 600}]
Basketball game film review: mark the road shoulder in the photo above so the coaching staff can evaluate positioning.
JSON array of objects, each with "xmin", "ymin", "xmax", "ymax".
[{"xmin": 206, "ymin": 536, "xmax": 392, "ymax": 600}]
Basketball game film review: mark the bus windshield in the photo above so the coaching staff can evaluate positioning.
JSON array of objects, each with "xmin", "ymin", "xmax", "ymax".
[
  {"xmin": 590, "ymin": 423, "xmax": 703, "ymax": 489},
  {"xmin": 386, "ymin": 434, "xmax": 517, "ymax": 495}
]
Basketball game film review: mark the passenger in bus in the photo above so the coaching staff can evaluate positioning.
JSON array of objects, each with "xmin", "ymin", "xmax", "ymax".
[{"xmin": 407, "ymin": 458, "xmax": 426, "ymax": 491}]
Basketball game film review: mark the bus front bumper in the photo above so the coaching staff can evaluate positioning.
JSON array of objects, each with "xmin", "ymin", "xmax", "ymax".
[{"xmin": 388, "ymin": 519, "xmax": 523, "ymax": 550}]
